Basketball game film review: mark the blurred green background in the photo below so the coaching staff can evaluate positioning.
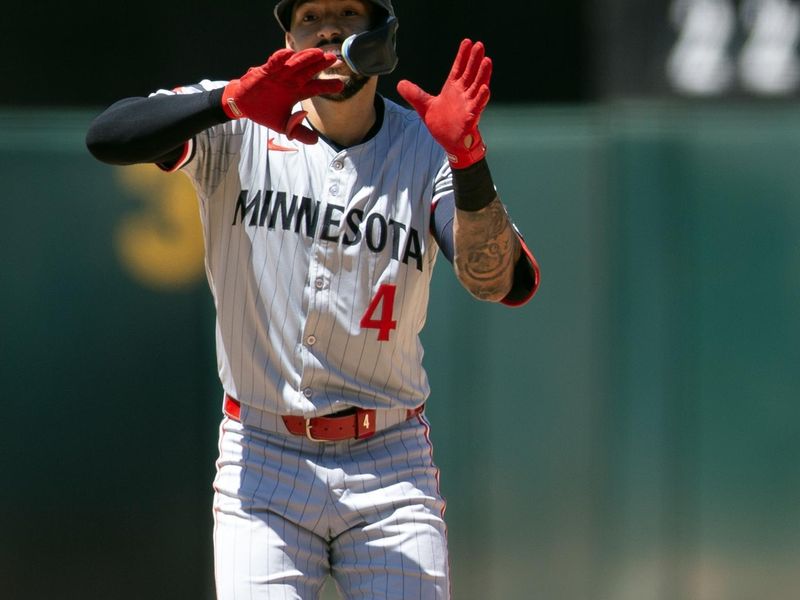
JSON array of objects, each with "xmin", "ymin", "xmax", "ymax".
[{"xmin": 2, "ymin": 104, "xmax": 798, "ymax": 599}]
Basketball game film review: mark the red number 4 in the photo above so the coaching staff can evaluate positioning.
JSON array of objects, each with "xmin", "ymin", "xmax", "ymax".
[{"xmin": 360, "ymin": 284, "xmax": 397, "ymax": 342}]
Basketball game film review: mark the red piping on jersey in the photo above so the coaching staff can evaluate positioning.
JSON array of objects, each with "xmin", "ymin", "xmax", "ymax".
[
  {"xmin": 501, "ymin": 234, "xmax": 540, "ymax": 307},
  {"xmin": 417, "ymin": 412, "xmax": 451, "ymax": 596},
  {"xmin": 211, "ymin": 416, "xmax": 226, "ymax": 598},
  {"xmin": 157, "ymin": 138, "xmax": 194, "ymax": 173},
  {"xmin": 417, "ymin": 413, "xmax": 446, "ymax": 519}
]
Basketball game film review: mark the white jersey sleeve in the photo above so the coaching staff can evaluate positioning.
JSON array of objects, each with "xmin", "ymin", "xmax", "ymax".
[{"xmin": 149, "ymin": 80, "xmax": 247, "ymax": 175}]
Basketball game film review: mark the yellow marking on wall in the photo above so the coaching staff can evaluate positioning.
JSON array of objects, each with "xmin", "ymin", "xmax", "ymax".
[{"xmin": 114, "ymin": 165, "xmax": 205, "ymax": 290}]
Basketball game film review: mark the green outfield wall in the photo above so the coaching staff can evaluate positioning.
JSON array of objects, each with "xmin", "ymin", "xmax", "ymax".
[{"xmin": 1, "ymin": 105, "xmax": 798, "ymax": 600}]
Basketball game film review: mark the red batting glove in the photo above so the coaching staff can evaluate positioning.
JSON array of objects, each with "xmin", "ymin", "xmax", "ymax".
[
  {"xmin": 397, "ymin": 39, "xmax": 492, "ymax": 168},
  {"xmin": 222, "ymin": 48, "xmax": 345, "ymax": 145}
]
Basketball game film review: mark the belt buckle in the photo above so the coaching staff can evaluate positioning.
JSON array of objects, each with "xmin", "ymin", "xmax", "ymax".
[{"xmin": 305, "ymin": 418, "xmax": 322, "ymax": 442}]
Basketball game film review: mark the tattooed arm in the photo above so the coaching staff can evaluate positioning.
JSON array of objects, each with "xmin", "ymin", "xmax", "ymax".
[
  {"xmin": 430, "ymin": 159, "xmax": 538, "ymax": 305},
  {"xmin": 453, "ymin": 197, "xmax": 522, "ymax": 302}
]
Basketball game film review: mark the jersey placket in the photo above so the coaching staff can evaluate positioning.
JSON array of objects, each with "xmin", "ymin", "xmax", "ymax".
[{"xmin": 298, "ymin": 151, "xmax": 349, "ymax": 410}]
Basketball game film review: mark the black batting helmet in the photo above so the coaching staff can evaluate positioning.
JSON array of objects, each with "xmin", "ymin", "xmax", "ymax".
[{"xmin": 274, "ymin": 0, "xmax": 395, "ymax": 32}]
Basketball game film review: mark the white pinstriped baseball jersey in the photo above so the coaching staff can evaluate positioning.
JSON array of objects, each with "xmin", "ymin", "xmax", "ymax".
[{"xmin": 155, "ymin": 80, "xmax": 452, "ymax": 417}]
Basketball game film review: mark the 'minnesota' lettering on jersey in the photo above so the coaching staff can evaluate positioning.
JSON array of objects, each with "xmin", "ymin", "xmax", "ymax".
[{"xmin": 232, "ymin": 189, "xmax": 424, "ymax": 271}]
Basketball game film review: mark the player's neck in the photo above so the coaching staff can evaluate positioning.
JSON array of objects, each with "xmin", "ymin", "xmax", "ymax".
[{"xmin": 303, "ymin": 80, "xmax": 378, "ymax": 148}]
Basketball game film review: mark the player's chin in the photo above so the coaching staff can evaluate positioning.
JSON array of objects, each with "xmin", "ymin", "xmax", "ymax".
[{"xmin": 319, "ymin": 73, "xmax": 370, "ymax": 102}]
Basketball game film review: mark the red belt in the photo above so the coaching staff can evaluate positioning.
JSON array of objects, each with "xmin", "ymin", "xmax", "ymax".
[{"xmin": 224, "ymin": 394, "xmax": 424, "ymax": 442}]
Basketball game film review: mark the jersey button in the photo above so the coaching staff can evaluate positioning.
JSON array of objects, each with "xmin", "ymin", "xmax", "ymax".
[
  {"xmin": 333, "ymin": 160, "xmax": 344, "ymax": 170},
  {"xmin": 329, "ymin": 184, "xmax": 339, "ymax": 196},
  {"xmin": 314, "ymin": 277, "xmax": 325, "ymax": 290},
  {"xmin": 306, "ymin": 335, "xmax": 317, "ymax": 346},
  {"xmin": 303, "ymin": 388, "xmax": 313, "ymax": 398}
]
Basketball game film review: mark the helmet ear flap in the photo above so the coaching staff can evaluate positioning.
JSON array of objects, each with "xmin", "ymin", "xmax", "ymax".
[
  {"xmin": 274, "ymin": 0, "xmax": 294, "ymax": 32},
  {"xmin": 342, "ymin": 16, "xmax": 399, "ymax": 76}
]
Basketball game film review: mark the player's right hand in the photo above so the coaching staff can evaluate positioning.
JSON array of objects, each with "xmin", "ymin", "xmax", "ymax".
[{"xmin": 222, "ymin": 48, "xmax": 344, "ymax": 144}]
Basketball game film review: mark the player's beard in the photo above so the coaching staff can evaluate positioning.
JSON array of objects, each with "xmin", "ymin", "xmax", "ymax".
[{"xmin": 319, "ymin": 69, "xmax": 370, "ymax": 102}]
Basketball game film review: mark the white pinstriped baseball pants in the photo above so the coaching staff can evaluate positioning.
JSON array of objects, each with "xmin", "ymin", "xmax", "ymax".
[{"xmin": 212, "ymin": 413, "xmax": 450, "ymax": 600}]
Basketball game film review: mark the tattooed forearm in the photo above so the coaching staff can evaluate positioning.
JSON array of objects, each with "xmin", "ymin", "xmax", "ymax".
[{"xmin": 453, "ymin": 198, "xmax": 521, "ymax": 301}]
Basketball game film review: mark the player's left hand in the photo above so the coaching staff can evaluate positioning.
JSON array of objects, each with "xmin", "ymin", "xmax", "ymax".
[{"xmin": 397, "ymin": 39, "xmax": 492, "ymax": 168}]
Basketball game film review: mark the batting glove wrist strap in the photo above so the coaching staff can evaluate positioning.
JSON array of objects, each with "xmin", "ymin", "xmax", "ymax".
[
  {"xmin": 397, "ymin": 39, "xmax": 492, "ymax": 169},
  {"xmin": 452, "ymin": 158, "xmax": 496, "ymax": 212},
  {"xmin": 446, "ymin": 128, "xmax": 487, "ymax": 169},
  {"xmin": 221, "ymin": 48, "xmax": 344, "ymax": 144}
]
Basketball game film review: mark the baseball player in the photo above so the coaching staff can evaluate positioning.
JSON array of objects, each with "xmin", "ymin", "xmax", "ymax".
[{"xmin": 86, "ymin": 0, "xmax": 539, "ymax": 598}]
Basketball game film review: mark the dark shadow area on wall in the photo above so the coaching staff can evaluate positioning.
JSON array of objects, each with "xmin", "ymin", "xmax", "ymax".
[{"xmin": 0, "ymin": 0, "xmax": 590, "ymax": 108}]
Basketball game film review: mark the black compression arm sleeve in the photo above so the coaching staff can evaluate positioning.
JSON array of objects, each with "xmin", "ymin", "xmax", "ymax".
[{"xmin": 85, "ymin": 88, "xmax": 228, "ymax": 165}]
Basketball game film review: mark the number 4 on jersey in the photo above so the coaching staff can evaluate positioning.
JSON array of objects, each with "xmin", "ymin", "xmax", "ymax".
[{"xmin": 360, "ymin": 284, "xmax": 397, "ymax": 341}]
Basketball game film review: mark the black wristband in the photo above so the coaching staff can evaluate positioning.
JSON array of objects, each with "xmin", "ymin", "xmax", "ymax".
[{"xmin": 451, "ymin": 158, "xmax": 496, "ymax": 212}]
